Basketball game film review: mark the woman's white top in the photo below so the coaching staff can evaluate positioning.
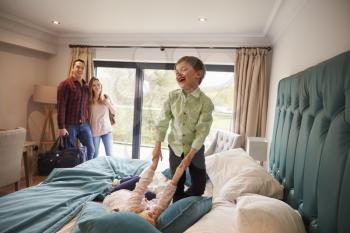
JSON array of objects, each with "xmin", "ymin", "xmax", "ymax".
[{"xmin": 90, "ymin": 99, "xmax": 116, "ymax": 137}]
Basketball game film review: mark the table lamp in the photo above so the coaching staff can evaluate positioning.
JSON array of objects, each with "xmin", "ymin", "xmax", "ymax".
[
  {"xmin": 33, "ymin": 85, "xmax": 57, "ymax": 148},
  {"xmin": 247, "ymin": 137, "xmax": 268, "ymax": 166}
]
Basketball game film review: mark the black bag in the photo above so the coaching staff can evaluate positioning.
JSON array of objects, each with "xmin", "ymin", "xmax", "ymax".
[
  {"xmin": 104, "ymin": 94, "xmax": 116, "ymax": 125},
  {"xmin": 37, "ymin": 136, "xmax": 87, "ymax": 176},
  {"xmin": 109, "ymin": 110, "xmax": 116, "ymax": 125}
]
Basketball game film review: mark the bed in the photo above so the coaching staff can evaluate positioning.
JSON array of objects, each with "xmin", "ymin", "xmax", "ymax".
[
  {"xmin": 187, "ymin": 50, "xmax": 350, "ymax": 233},
  {"xmin": 0, "ymin": 50, "xmax": 349, "ymax": 233}
]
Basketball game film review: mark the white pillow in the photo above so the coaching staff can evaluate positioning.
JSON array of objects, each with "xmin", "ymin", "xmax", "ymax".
[
  {"xmin": 235, "ymin": 194, "xmax": 306, "ymax": 233},
  {"xmin": 206, "ymin": 148, "xmax": 283, "ymax": 200},
  {"xmin": 215, "ymin": 167, "xmax": 283, "ymax": 203},
  {"xmin": 205, "ymin": 148, "xmax": 253, "ymax": 191}
]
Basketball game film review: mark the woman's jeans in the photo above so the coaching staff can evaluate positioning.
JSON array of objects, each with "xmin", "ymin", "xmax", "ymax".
[
  {"xmin": 93, "ymin": 132, "xmax": 113, "ymax": 157},
  {"xmin": 66, "ymin": 123, "xmax": 95, "ymax": 160}
]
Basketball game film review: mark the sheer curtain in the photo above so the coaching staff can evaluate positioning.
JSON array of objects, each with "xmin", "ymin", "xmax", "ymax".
[
  {"xmin": 233, "ymin": 48, "xmax": 269, "ymax": 146},
  {"xmin": 67, "ymin": 47, "xmax": 95, "ymax": 82}
]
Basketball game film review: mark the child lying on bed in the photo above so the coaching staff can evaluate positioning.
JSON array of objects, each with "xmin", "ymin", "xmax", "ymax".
[{"xmin": 103, "ymin": 154, "xmax": 186, "ymax": 226}]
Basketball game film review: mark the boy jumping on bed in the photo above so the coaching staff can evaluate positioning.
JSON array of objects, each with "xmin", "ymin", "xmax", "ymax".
[
  {"xmin": 103, "ymin": 153, "xmax": 186, "ymax": 226},
  {"xmin": 152, "ymin": 56, "xmax": 214, "ymax": 202}
]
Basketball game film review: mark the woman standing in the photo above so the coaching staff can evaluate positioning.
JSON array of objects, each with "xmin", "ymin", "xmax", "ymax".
[{"xmin": 88, "ymin": 77, "xmax": 116, "ymax": 157}]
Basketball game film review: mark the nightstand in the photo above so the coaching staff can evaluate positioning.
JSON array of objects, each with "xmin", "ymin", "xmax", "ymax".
[{"xmin": 23, "ymin": 141, "xmax": 38, "ymax": 187}]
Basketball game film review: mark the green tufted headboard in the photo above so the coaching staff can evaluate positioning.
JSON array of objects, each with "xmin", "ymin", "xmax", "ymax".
[{"xmin": 269, "ymin": 50, "xmax": 350, "ymax": 233}]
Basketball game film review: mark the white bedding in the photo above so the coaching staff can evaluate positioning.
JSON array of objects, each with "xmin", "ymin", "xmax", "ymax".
[
  {"xmin": 185, "ymin": 194, "xmax": 306, "ymax": 233},
  {"xmin": 185, "ymin": 201, "xmax": 238, "ymax": 233},
  {"xmin": 186, "ymin": 148, "xmax": 285, "ymax": 232},
  {"xmin": 205, "ymin": 148, "xmax": 283, "ymax": 202}
]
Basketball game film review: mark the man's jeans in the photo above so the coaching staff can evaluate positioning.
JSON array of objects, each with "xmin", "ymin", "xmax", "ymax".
[
  {"xmin": 66, "ymin": 123, "xmax": 95, "ymax": 160},
  {"xmin": 93, "ymin": 132, "xmax": 113, "ymax": 157}
]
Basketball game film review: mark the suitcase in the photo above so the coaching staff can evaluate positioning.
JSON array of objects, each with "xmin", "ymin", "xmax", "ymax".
[{"xmin": 37, "ymin": 136, "xmax": 87, "ymax": 176}]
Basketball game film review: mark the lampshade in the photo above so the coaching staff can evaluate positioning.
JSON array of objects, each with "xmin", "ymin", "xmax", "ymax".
[
  {"xmin": 247, "ymin": 137, "xmax": 268, "ymax": 161},
  {"xmin": 33, "ymin": 85, "xmax": 57, "ymax": 104}
]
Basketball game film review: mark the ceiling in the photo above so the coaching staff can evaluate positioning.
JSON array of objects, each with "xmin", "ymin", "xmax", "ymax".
[{"xmin": 0, "ymin": 0, "xmax": 282, "ymax": 36}]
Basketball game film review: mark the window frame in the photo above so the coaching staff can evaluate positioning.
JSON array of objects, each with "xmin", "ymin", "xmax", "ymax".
[{"xmin": 94, "ymin": 60, "xmax": 234, "ymax": 158}]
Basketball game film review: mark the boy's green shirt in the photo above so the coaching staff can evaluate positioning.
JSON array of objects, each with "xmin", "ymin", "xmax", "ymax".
[{"xmin": 155, "ymin": 88, "xmax": 214, "ymax": 156}]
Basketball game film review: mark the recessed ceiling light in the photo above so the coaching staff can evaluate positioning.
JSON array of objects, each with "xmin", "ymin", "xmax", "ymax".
[
  {"xmin": 51, "ymin": 20, "xmax": 60, "ymax": 25},
  {"xmin": 198, "ymin": 17, "xmax": 207, "ymax": 22}
]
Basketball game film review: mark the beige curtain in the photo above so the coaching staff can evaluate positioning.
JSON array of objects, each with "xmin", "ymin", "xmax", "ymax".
[
  {"xmin": 67, "ymin": 47, "xmax": 95, "ymax": 82},
  {"xmin": 233, "ymin": 48, "xmax": 269, "ymax": 146}
]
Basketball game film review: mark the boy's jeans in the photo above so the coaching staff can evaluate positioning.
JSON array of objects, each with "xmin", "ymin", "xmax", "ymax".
[{"xmin": 169, "ymin": 145, "xmax": 206, "ymax": 202}]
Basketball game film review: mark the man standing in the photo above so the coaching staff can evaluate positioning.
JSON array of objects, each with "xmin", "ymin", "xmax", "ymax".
[{"xmin": 57, "ymin": 59, "xmax": 95, "ymax": 160}]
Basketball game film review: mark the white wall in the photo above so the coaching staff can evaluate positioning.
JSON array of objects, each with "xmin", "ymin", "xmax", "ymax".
[
  {"xmin": 266, "ymin": 0, "xmax": 350, "ymax": 142},
  {"xmin": 48, "ymin": 45, "xmax": 70, "ymax": 85},
  {"xmin": 0, "ymin": 42, "xmax": 50, "ymax": 141}
]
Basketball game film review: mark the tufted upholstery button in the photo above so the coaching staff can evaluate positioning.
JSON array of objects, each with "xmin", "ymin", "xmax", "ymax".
[{"xmin": 204, "ymin": 130, "xmax": 243, "ymax": 156}]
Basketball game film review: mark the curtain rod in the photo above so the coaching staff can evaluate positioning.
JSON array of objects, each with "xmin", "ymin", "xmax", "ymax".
[{"xmin": 69, "ymin": 44, "xmax": 271, "ymax": 51}]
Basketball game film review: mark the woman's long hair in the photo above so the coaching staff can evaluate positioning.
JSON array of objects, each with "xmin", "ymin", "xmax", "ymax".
[{"xmin": 88, "ymin": 77, "xmax": 104, "ymax": 105}]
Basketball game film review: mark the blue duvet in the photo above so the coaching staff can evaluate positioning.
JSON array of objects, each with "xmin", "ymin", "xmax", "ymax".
[{"xmin": 0, "ymin": 156, "xmax": 149, "ymax": 233}]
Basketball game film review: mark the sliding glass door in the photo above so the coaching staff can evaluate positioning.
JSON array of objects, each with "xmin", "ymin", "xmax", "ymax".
[
  {"xmin": 140, "ymin": 68, "xmax": 176, "ymax": 164},
  {"xmin": 95, "ymin": 64, "xmax": 136, "ymax": 159}
]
